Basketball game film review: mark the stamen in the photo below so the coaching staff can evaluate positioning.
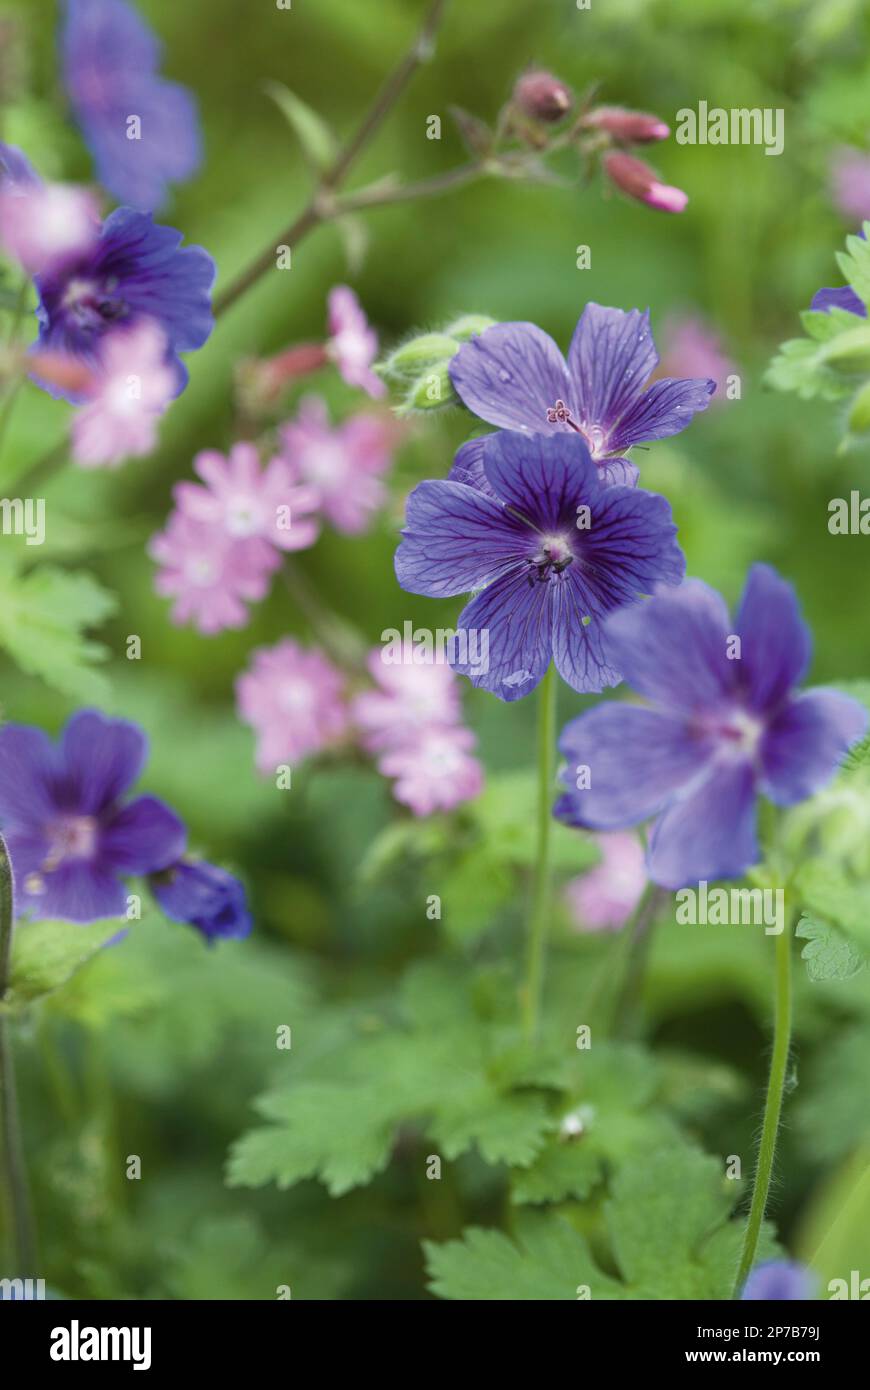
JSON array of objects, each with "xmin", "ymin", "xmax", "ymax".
[{"xmin": 546, "ymin": 399, "xmax": 583, "ymax": 433}]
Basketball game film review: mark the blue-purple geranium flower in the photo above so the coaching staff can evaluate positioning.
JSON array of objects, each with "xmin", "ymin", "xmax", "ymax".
[
  {"xmin": 447, "ymin": 303, "xmax": 715, "ymax": 490},
  {"xmin": 35, "ymin": 206, "xmax": 215, "ymax": 399},
  {"xmin": 741, "ymin": 1261, "xmax": 814, "ymax": 1301},
  {"xmin": 149, "ymin": 859, "xmax": 252, "ymax": 942},
  {"xmin": 554, "ymin": 565, "xmax": 867, "ymax": 888},
  {"xmin": 0, "ymin": 709, "xmax": 186, "ymax": 923},
  {"xmin": 62, "ymin": 0, "xmax": 202, "ymax": 212},
  {"xmin": 395, "ymin": 429, "xmax": 685, "ymax": 702}
]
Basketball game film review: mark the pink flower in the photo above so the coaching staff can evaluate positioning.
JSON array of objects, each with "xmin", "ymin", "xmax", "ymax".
[
  {"xmin": 280, "ymin": 397, "xmax": 396, "ymax": 535},
  {"xmin": 71, "ymin": 320, "xmax": 176, "ymax": 467},
  {"xmin": 326, "ymin": 285, "xmax": 385, "ymax": 398},
  {"xmin": 564, "ymin": 832, "xmax": 647, "ymax": 932},
  {"xmin": 655, "ymin": 314, "xmax": 737, "ymax": 405},
  {"xmin": 149, "ymin": 511, "xmax": 278, "ymax": 635},
  {"xmin": 236, "ymin": 639, "xmax": 349, "ymax": 773},
  {"xmin": 175, "ymin": 441, "xmax": 320, "ymax": 555},
  {"xmin": 0, "ymin": 180, "xmax": 99, "ymax": 274},
  {"xmin": 352, "ymin": 645, "xmax": 462, "ymax": 753},
  {"xmin": 377, "ymin": 724, "xmax": 483, "ymax": 816},
  {"xmin": 831, "ymin": 147, "xmax": 870, "ymax": 223}
]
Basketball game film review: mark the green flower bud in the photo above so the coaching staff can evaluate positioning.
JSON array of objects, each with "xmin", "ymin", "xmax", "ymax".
[
  {"xmin": 397, "ymin": 362, "xmax": 457, "ymax": 414},
  {"xmin": 443, "ymin": 314, "xmax": 498, "ymax": 341},
  {"xmin": 384, "ymin": 333, "xmax": 460, "ymax": 377}
]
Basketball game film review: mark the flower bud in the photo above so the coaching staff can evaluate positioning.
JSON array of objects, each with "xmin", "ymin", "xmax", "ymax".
[
  {"xmin": 512, "ymin": 70, "xmax": 572, "ymax": 123},
  {"xmin": 443, "ymin": 314, "xmax": 498, "ymax": 341},
  {"xmin": 398, "ymin": 362, "xmax": 456, "ymax": 414},
  {"xmin": 582, "ymin": 105, "xmax": 670, "ymax": 143},
  {"xmin": 385, "ymin": 333, "xmax": 460, "ymax": 376},
  {"xmin": 603, "ymin": 151, "xmax": 688, "ymax": 213}
]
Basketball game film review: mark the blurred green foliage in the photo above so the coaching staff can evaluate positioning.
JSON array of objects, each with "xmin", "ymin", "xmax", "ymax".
[{"xmin": 1, "ymin": 0, "xmax": 870, "ymax": 1299}]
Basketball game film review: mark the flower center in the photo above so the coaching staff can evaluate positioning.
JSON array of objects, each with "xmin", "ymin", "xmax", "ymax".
[
  {"xmin": 528, "ymin": 533, "xmax": 574, "ymax": 583},
  {"xmin": 546, "ymin": 400, "xmax": 609, "ymax": 459},
  {"xmin": 226, "ymin": 493, "xmax": 264, "ymax": 537},
  {"xmin": 706, "ymin": 708, "xmax": 766, "ymax": 761},
  {"xmin": 43, "ymin": 814, "xmax": 99, "ymax": 870},
  {"xmin": 61, "ymin": 276, "xmax": 128, "ymax": 336}
]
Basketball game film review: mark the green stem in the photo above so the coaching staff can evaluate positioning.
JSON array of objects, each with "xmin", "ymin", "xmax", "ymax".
[
  {"xmin": 611, "ymin": 884, "xmax": 666, "ymax": 1038},
  {"xmin": 521, "ymin": 665, "xmax": 557, "ymax": 1041},
  {"xmin": 732, "ymin": 917, "xmax": 794, "ymax": 1297},
  {"xmin": 0, "ymin": 834, "xmax": 38, "ymax": 1276}
]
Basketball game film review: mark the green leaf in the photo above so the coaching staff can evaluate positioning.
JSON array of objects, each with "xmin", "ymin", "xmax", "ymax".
[
  {"xmin": 836, "ymin": 223, "xmax": 870, "ymax": 307},
  {"xmin": 264, "ymin": 80, "xmax": 338, "ymax": 172},
  {"xmin": 765, "ymin": 335, "xmax": 852, "ymax": 402},
  {"xmin": 427, "ymin": 1144, "xmax": 775, "ymax": 1300},
  {"xmin": 796, "ymin": 861, "xmax": 870, "ymax": 953},
  {"xmin": 228, "ymin": 961, "xmax": 555, "ymax": 1195},
  {"xmin": 4, "ymin": 918, "xmax": 123, "ymax": 1008},
  {"xmin": 0, "ymin": 556, "xmax": 116, "ymax": 701},
  {"xmin": 425, "ymin": 1212, "xmax": 621, "ymax": 1300},
  {"xmin": 796, "ymin": 913, "xmax": 866, "ymax": 982}
]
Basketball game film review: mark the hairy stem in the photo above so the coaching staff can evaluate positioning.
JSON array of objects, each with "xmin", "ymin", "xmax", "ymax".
[
  {"xmin": 214, "ymin": 0, "xmax": 451, "ymax": 318},
  {"xmin": 521, "ymin": 665, "xmax": 557, "ymax": 1041},
  {"xmin": 0, "ymin": 834, "xmax": 37, "ymax": 1276},
  {"xmin": 732, "ymin": 917, "xmax": 794, "ymax": 1297}
]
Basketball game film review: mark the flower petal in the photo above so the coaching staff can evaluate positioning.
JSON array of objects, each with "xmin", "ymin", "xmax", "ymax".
[
  {"xmin": 0, "ymin": 725, "xmax": 60, "ymax": 828},
  {"xmin": 760, "ymin": 688, "xmax": 869, "ymax": 804},
  {"xmin": 555, "ymin": 702, "xmax": 704, "ymax": 828},
  {"xmin": 579, "ymin": 484, "xmax": 686, "ymax": 611},
  {"xmin": 601, "ymin": 579, "xmax": 735, "ymax": 714},
  {"xmin": 447, "ymin": 436, "xmax": 498, "ymax": 496},
  {"xmin": 607, "ymin": 375, "xmax": 715, "ymax": 453},
  {"xmin": 735, "ymin": 563, "xmax": 811, "ymax": 714},
  {"xmin": 100, "ymin": 795, "xmax": 187, "ymax": 874},
  {"xmin": 598, "ymin": 457, "xmax": 639, "ymax": 488},
  {"xmin": 482, "ymin": 428, "xmax": 598, "ymax": 528},
  {"xmin": 567, "ymin": 303, "xmax": 658, "ymax": 432},
  {"xmin": 647, "ymin": 758, "xmax": 758, "ymax": 889},
  {"xmin": 448, "ymin": 322, "xmax": 571, "ymax": 433},
  {"xmin": 811, "ymin": 286, "xmax": 866, "ymax": 318},
  {"xmin": 19, "ymin": 859, "xmax": 127, "ymax": 923},
  {"xmin": 60, "ymin": 710, "xmax": 148, "ymax": 814},
  {"xmin": 450, "ymin": 566, "xmax": 553, "ymax": 701},
  {"xmin": 551, "ymin": 572, "xmax": 621, "ymax": 693},
  {"xmin": 395, "ymin": 478, "xmax": 526, "ymax": 597}
]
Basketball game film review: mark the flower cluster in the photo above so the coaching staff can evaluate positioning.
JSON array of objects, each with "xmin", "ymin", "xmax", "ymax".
[
  {"xmin": 0, "ymin": 709, "xmax": 249, "ymax": 940},
  {"xmin": 236, "ymin": 639, "xmax": 350, "ymax": 776},
  {"xmin": 352, "ymin": 645, "xmax": 483, "ymax": 816}
]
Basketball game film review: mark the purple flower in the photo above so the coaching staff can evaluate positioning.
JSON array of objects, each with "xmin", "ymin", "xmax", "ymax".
[
  {"xmin": 741, "ymin": 1261, "xmax": 814, "ymax": 1301},
  {"xmin": 34, "ymin": 206, "xmax": 215, "ymax": 400},
  {"xmin": 554, "ymin": 566, "xmax": 867, "ymax": 889},
  {"xmin": 812, "ymin": 229, "xmax": 867, "ymax": 319},
  {"xmin": 0, "ymin": 710, "xmax": 186, "ymax": 923},
  {"xmin": 395, "ymin": 429, "xmax": 685, "ymax": 702},
  {"xmin": 448, "ymin": 304, "xmax": 714, "ymax": 489},
  {"xmin": 62, "ymin": 0, "xmax": 201, "ymax": 212},
  {"xmin": 149, "ymin": 860, "xmax": 252, "ymax": 942}
]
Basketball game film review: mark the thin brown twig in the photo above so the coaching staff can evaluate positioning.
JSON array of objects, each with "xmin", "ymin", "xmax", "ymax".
[{"xmin": 213, "ymin": 0, "xmax": 451, "ymax": 318}]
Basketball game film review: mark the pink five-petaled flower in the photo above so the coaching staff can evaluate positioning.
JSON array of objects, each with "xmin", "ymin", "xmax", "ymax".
[
  {"xmin": 564, "ymin": 832, "xmax": 647, "ymax": 932},
  {"xmin": 174, "ymin": 441, "xmax": 320, "ymax": 556},
  {"xmin": 236, "ymin": 639, "xmax": 350, "ymax": 775},
  {"xmin": 326, "ymin": 285, "xmax": 385, "ymax": 399},
  {"xmin": 280, "ymin": 397, "xmax": 397, "ymax": 535},
  {"xmin": 377, "ymin": 724, "xmax": 483, "ymax": 817},
  {"xmin": 352, "ymin": 646, "xmax": 463, "ymax": 754},
  {"xmin": 149, "ymin": 510, "xmax": 278, "ymax": 635},
  {"xmin": 71, "ymin": 319, "xmax": 177, "ymax": 466}
]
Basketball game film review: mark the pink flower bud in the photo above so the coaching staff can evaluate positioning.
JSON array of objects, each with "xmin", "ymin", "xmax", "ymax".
[
  {"xmin": 512, "ymin": 69, "xmax": 572, "ymax": 123},
  {"xmin": 603, "ymin": 151, "xmax": 688, "ymax": 213},
  {"xmin": 582, "ymin": 105, "xmax": 670, "ymax": 143}
]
